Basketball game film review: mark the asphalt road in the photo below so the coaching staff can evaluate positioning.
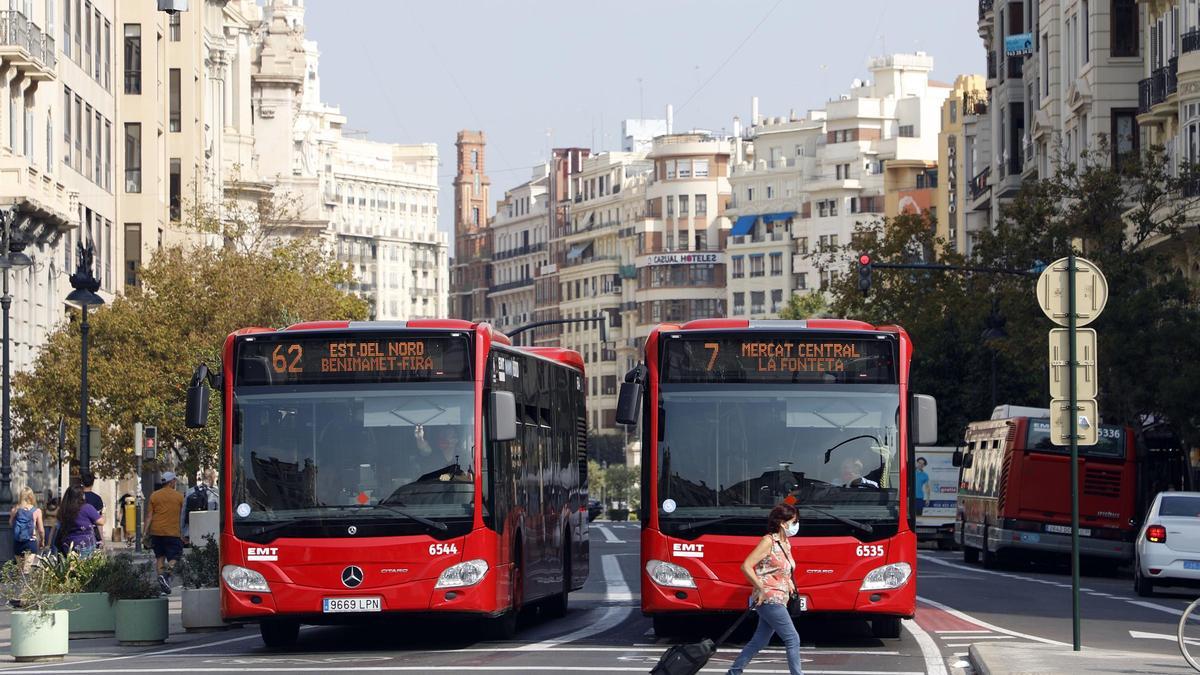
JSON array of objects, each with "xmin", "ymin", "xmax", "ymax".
[{"xmin": 0, "ymin": 527, "xmax": 1195, "ymax": 674}]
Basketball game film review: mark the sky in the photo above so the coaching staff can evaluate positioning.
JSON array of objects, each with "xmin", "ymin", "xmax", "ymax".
[{"xmin": 303, "ymin": 0, "xmax": 985, "ymax": 238}]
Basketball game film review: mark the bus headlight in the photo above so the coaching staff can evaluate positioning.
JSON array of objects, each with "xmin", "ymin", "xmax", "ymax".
[
  {"xmin": 645, "ymin": 560, "xmax": 696, "ymax": 588},
  {"xmin": 222, "ymin": 564, "xmax": 271, "ymax": 593},
  {"xmin": 435, "ymin": 559, "xmax": 489, "ymax": 589},
  {"xmin": 859, "ymin": 562, "xmax": 912, "ymax": 591}
]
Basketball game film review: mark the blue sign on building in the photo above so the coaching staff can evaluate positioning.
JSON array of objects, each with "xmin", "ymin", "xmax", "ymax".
[{"xmin": 1005, "ymin": 33, "xmax": 1033, "ymax": 57}]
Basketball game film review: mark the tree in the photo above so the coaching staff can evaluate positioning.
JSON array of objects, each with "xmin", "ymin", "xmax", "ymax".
[
  {"xmin": 604, "ymin": 464, "xmax": 639, "ymax": 513},
  {"xmin": 587, "ymin": 433, "xmax": 624, "ymax": 466},
  {"xmin": 14, "ymin": 239, "xmax": 368, "ymax": 479},
  {"xmin": 778, "ymin": 292, "xmax": 829, "ymax": 320}
]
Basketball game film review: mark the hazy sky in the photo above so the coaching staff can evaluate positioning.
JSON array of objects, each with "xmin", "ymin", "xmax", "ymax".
[{"xmin": 304, "ymin": 1, "xmax": 984, "ymax": 237}]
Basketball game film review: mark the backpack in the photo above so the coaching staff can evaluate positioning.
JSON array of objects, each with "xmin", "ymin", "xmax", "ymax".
[
  {"xmin": 187, "ymin": 484, "xmax": 209, "ymax": 513},
  {"xmin": 11, "ymin": 508, "xmax": 33, "ymax": 542}
]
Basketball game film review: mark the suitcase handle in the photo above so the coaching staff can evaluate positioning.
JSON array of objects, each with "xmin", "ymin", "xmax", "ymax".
[{"xmin": 715, "ymin": 607, "xmax": 755, "ymax": 646}]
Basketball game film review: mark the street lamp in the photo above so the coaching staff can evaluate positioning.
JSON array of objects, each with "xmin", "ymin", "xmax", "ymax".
[
  {"xmin": 0, "ymin": 207, "xmax": 33, "ymax": 560},
  {"xmin": 980, "ymin": 297, "xmax": 1009, "ymax": 411},
  {"xmin": 66, "ymin": 241, "xmax": 104, "ymax": 475}
]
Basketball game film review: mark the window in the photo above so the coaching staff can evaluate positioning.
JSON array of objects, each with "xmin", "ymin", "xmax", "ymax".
[
  {"xmin": 169, "ymin": 68, "xmax": 181, "ymax": 132},
  {"xmin": 666, "ymin": 195, "xmax": 675, "ymax": 216},
  {"xmin": 678, "ymin": 194, "xmax": 689, "ymax": 216},
  {"xmin": 746, "ymin": 187, "xmax": 754, "ymax": 202},
  {"xmin": 770, "ymin": 252, "xmax": 783, "ymax": 276},
  {"xmin": 472, "ymin": 206, "xmax": 480, "ymax": 226},
  {"xmin": 63, "ymin": 0, "xmax": 70, "ymax": 58},
  {"xmin": 45, "ymin": 112, "xmax": 52, "ymax": 174},
  {"xmin": 104, "ymin": 119, "xmax": 111, "ymax": 190},
  {"xmin": 1082, "ymin": 1, "xmax": 1089, "ymax": 64},
  {"xmin": 1111, "ymin": 0, "xmax": 1138, "ymax": 57},
  {"xmin": 818, "ymin": 200, "xmax": 828, "ymax": 217},
  {"xmin": 766, "ymin": 185, "xmax": 774, "ymax": 199},
  {"xmin": 666, "ymin": 160, "xmax": 676, "ymax": 179},
  {"xmin": 750, "ymin": 291, "xmax": 765, "ymax": 315},
  {"xmin": 168, "ymin": 10, "xmax": 180, "ymax": 41},
  {"xmin": 124, "ymin": 122, "xmax": 140, "ymax": 192},
  {"xmin": 796, "ymin": 272, "xmax": 808, "ymax": 290},
  {"xmin": 123, "ymin": 24, "xmax": 141, "ymax": 94},
  {"xmin": 169, "ymin": 158, "xmax": 181, "ymax": 221},
  {"xmin": 93, "ymin": 8, "xmax": 101, "ymax": 80},
  {"xmin": 829, "ymin": 199, "xmax": 838, "ymax": 216},
  {"xmin": 74, "ymin": 95, "xmax": 81, "ymax": 170},
  {"xmin": 750, "ymin": 255, "xmax": 765, "ymax": 278},
  {"xmin": 732, "ymin": 292, "xmax": 744, "ymax": 315},
  {"xmin": 678, "ymin": 160, "xmax": 691, "ymax": 179},
  {"xmin": 84, "ymin": 104, "xmax": 92, "ymax": 180},
  {"xmin": 771, "ymin": 289, "xmax": 783, "ymax": 314},
  {"xmin": 695, "ymin": 193, "xmax": 707, "ymax": 215},
  {"xmin": 1112, "ymin": 109, "xmax": 1139, "ymax": 170},
  {"xmin": 93, "ymin": 110, "xmax": 101, "ymax": 181},
  {"xmin": 63, "ymin": 88, "xmax": 71, "ymax": 167},
  {"xmin": 103, "ymin": 19, "xmax": 110, "ymax": 90},
  {"xmin": 796, "ymin": 237, "xmax": 808, "ymax": 254},
  {"xmin": 732, "ymin": 255, "xmax": 744, "ymax": 279},
  {"xmin": 898, "ymin": 125, "xmax": 915, "ymax": 138},
  {"xmin": 124, "ymin": 223, "xmax": 141, "ymax": 287},
  {"xmin": 694, "ymin": 159, "xmax": 709, "ymax": 177},
  {"xmin": 83, "ymin": 3, "xmax": 91, "ymax": 74}
]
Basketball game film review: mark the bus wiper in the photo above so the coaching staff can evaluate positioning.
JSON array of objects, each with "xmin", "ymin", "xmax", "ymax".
[
  {"xmin": 794, "ymin": 503, "xmax": 874, "ymax": 534},
  {"xmin": 337, "ymin": 503, "xmax": 449, "ymax": 532},
  {"xmin": 248, "ymin": 516, "xmax": 327, "ymax": 539},
  {"xmin": 676, "ymin": 515, "xmax": 754, "ymax": 532}
]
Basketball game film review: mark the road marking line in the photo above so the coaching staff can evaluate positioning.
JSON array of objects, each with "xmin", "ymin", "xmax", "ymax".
[
  {"xmin": 602, "ymin": 553, "xmax": 633, "ymax": 603},
  {"xmin": 0, "ymin": 669, "xmax": 930, "ymax": 674},
  {"xmin": 516, "ymin": 554, "xmax": 632, "ymax": 651},
  {"xmin": 933, "ymin": 630, "xmax": 991, "ymax": 634},
  {"xmin": 953, "ymin": 635, "xmax": 1014, "ymax": 640},
  {"xmin": 597, "ymin": 525, "xmax": 625, "ymax": 543},
  {"xmin": 902, "ymin": 617, "xmax": 948, "ymax": 675},
  {"xmin": 918, "ymin": 595, "xmax": 1070, "ymax": 647},
  {"xmin": 1130, "ymin": 629, "xmax": 1200, "ymax": 645},
  {"xmin": 1125, "ymin": 600, "xmax": 1185, "ymax": 617}
]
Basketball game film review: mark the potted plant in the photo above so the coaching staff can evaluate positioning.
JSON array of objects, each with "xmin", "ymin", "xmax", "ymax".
[
  {"xmin": 46, "ymin": 553, "xmax": 116, "ymax": 638},
  {"xmin": 1, "ymin": 557, "xmax": 70, "ymax": 662},
  {"xmin": 97, "ymin": 553, "xmax": 169, "ymax": 646},
  {"xmin": 180, "ymin": 536, "xmax": 225, "ymax": 631}
]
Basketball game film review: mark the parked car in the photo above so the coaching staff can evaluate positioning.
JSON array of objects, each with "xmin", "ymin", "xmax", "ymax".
[
  {"xmin": 1135, "ymin": 491, "xmax": 1200, "ymax": 597},
  {"xmin": 587, "ymin": 500, "xmax": 602, "ymax": 522}
]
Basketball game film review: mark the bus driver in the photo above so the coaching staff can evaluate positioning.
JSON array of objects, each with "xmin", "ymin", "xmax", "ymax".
[{"xmin": 415, "ymin": 425, "xmax": 473, "ymax": 483}]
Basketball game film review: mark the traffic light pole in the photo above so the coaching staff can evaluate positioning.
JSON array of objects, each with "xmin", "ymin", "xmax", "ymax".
[{"xmin": 868, "ymin": 261, "xmax": 1038, "ymax": 277}]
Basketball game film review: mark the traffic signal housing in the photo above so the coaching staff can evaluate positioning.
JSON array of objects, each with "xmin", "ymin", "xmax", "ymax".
[
  {"xmin": 143, "ymin": 425, "xmax": 157, "ymax": 460},
  {"xmin": 857, "ymin": 253, "xmax": 873, "ymax": 295}
]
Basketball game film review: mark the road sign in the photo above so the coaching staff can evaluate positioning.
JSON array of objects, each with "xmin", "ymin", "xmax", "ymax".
[
  {"xmin": 1049, "ymin": 398, "xmax": 1099, "ymax": 446},
  {"xmin": 1036, "ymin": 256, "xmax": 1108, "ymax": 327},
  {"xmin": 1049, "ymin": 328, "xmax": 1097, "ymax": 400}
]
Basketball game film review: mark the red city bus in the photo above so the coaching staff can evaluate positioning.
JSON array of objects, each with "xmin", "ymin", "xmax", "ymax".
[
  {"xmin": 955, "ymin": 412, "xmax": 1190, "ymax": 567},
  {"xmin": 616, "ymin": 319, "xmax": 937, "ymax": 639},
  {"xmin": 185, "ymin": 320, "xmax": 589, "ymax": 647}
]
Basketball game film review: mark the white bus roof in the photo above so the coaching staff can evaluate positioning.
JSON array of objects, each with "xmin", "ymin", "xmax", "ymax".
[{"xmin": 990, "ymin": 405, "xmax": 1051, "ymax": 420}]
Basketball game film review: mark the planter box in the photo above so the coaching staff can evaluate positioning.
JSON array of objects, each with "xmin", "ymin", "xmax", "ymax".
[
  {"xmin": 114, "ymin": 598, "xmax": 169, "ymax": 646},
  {"xmin": 181, "ymin": 587, "xmax": 226, "ymax": 631},
  {"xmin": 10, "ymin": 609, "xmax": 68, "ymax": 662},
  {"xmin": 50, "ymin": 592, "xmax": 115, "ymax": 637}
]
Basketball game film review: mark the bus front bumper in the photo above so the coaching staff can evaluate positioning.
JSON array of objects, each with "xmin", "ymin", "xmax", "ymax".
[
  {"xmin": 642, "ymin": 574, "xmax": 915, "ymax": 619},
  {"xmin": 989, "ymin": 527, "xmax": 1132, "ymax": 560}
]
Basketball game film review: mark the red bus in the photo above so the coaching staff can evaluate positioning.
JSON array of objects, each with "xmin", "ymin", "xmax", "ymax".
[
  {"xmin": 616, "ymin": 319, "xmax": 937, "ymax": 639},
  {"xmin": 954, "ymin": 412, "xmax": 1190, "ymax": 567},
  {"xmin": 185, "ymin": 320, "xmax": 589, "ymax": 647}
]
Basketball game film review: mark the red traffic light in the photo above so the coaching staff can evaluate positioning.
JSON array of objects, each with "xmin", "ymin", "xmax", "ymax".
[{"xmin": 858, "ymin": 254, "xmax": 871, "ymax": 266}]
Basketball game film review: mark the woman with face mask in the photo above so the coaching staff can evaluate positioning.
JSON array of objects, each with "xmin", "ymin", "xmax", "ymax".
[{"xmin": 727, "ymin": 502, "xmax": 803, "ymax": 675}]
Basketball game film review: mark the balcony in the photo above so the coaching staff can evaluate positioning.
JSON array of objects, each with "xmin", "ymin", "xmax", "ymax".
[
  {"xmin": 1138, "ymin": 77, "xmax": 1153, "ymax": 114},
  {"xmin": 970, "ymin": 166, "xmax": 991, "ymax": 200},
  {"xmin": 0, "ymin": 10, "xmax": 56, "ymax": 79},
  {"xmin": 1004, "ymin": 56, "xmax": 1023, "ymax": 80},
  {"xmin": 0, "ymin": 155, "xmax": 74, "ymax": 239},
  {"xmin": 986, "ymin": 52, "xmax": 996, "ymax": 80},
  {"xmin": 493, "ymin": 242, "xmax": 546, "ymax": 261},
  {"xmin": 1168, "ymin": 58, "xmax": 1179, "ymax": 96},
  {"xmin": 1186, "ymin": 29, "xmax": 1200, "ymax": 54},
  {"xmin": 1152, "ymin": 66, "xmax": 1168, "ymax": 106},
  {"xmin": 979, "ymin": 0, "xmax": 993, "ymax": 19},
  {"xmin": 491, "ymin": 278, "xmax": 534, "ymax": 293}
]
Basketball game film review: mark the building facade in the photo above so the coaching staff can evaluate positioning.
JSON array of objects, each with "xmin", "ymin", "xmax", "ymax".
[
  {"xmin": 938, "ymin": 74, "xmax": 989, "ymax": 255},
  {"xmin": 450, "ymin": 130, "xmax": 492, "ymax": 322},
  {"xmin": 488, "ymin": 165, "xmax": 549, "ymax": 339}
]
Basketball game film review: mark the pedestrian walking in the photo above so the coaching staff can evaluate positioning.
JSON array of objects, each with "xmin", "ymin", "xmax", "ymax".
[
  {"xmin": 144, "ymin": 471, "xmax": 185, "ymax": 595},
  {"xmin": 10, "ymin": 487, "xmax": 44, "ymax": 560},
  {"xmin": 726, "ymin": 503, "xmax": 803, "ymax": 675},
  {"xmin": 182, "ymin": 468, "xmax": 219, "ymax": 542},
  {"xmin": 54, "ymin": 485, "xmax": 103, "ymax": 556},
  {"xmin": 80, "ymin": 473, "xmax": 105, "ymax": 548}
]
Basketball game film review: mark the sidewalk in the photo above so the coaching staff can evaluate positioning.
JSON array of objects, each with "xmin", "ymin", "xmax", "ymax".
[{"xmin": 970, "ymin": 642, "xmax": 1196, "ymax": 674}]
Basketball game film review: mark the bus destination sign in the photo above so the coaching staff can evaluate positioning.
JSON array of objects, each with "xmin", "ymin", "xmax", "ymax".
[
  {"xmin": 662, "ymin": 335, "xmax": 896, "ymax": 384},
  {"xmin": 236, "ymin": 334, "xmax": 472, "ymax": 385}
]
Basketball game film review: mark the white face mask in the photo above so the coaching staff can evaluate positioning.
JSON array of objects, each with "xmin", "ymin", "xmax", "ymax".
[{"xmin": 786, "ymin": 521, "xmax": 799, "ymax": 537}]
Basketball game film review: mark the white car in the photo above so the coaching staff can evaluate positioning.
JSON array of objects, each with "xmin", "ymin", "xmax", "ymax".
[{"xmin": 1135, "ymin": 491, "xmax": 1200, "ymax": 596}]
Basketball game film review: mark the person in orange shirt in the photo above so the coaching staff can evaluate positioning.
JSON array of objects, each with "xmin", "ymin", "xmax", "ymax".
[{"xmin": 144, "ymin": 472, "xmax": 185, "ymax": 595}]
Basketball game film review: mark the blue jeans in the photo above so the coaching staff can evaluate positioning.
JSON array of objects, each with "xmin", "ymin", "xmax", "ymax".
[{"xmin": 727, "ymin": 602, "xmax": 803, "ymax": 675}]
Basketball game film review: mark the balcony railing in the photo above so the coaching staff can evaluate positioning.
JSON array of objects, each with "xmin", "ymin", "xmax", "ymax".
[
  {"xmin": 987, "ymin": 52, "xmax": 996, "ymax": 80},
  {"xmin": 1138, "ymin": 77, "xmax": 1152, "ymax": 114},
  {"xmin": 0, "ymin": 10, "xmax": 56, "ymax": 71},
  {"xmin": 1168, "ymin": 57, "xmax": 1179, "ymax": 96},
  {"xmin": 970, "ymin": 166, "xmax": 991, "ymax": 200},
  {"xmin": 493, "ymin": 242, "xmax": 546, "ymax": 260},
  {"xmin": 964, "ymin": 93, "xmax": 988, "ymax": 116},
  {"xmin": 1005, "ymin": 57, "xmax": 1023, "ymax": 79},
  {"xmin": 1186, "ymin": 29, "xmax": 1200, "ymax": 54},
  {"xmin": 491, "ymin": 278, "xmax": 534, "ymax": 293},
  {"xmin": 1151, "ymin": 66, "xmax": 1168, "ymax": 107},
  {"xmin": 979, "ymin": 0, "xmax": 994, "ymax": 19}
]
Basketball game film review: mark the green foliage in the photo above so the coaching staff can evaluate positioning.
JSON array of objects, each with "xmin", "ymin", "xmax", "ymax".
[
  {"xmin": 0, "ymin": 555, "xmax": 78, "ymax": 614},
  {"xmin": 778, "ymin": 292, "xmax": 830, "ymax": 320},
  {"xmin": 13, "ymin": 206, "xmax": 369, "ymax": 477},
  {"xmin": 40, "ymin": 551, "xmax": 110, "ymax": 595},
  {"xmin": 587, "ymin": 434, "xmax": 625, "ymax": 465},
  {"xmin": 822, "ymin": 144, "xmax": 1200, "ymax": 444},
  {"xmin": 179, "ymin": 536, "xmax": 220, "ymax": 589},
  {"xmin": 96, "ymin": 553, "xmax": 162, "ymax": 603}
]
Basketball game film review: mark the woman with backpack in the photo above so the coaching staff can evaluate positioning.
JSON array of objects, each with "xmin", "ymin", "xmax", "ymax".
[
  {"xmin": 55, "ymin": 485, "xmax": 103, "ymax": 557},
  {"xmin": 9, "ymin": 487, "xmax": 44, "ymax": 559}
]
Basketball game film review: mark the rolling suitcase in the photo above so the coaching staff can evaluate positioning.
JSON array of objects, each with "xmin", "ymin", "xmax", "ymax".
[{"xmin": 649, "ymin": 607, "xmax": 754, "ymax": 675}]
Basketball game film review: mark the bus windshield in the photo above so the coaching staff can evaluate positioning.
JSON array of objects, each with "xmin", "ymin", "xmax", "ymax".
[
  {"xmin": 658, "ymin": 384, "xmax": 900, "ymax": 536},
  {"xmin": 231, "ymin": 383, "xmax": 477, "ymax": 538},
  {"xmin": 1026, "ymin": 419, "xmax": 1126, "ymax": 459}
]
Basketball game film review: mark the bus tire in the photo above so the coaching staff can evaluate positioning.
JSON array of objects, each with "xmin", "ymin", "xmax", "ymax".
[
  {"xmin": 963, "ymin": 545, "xmax": 979, "ymax": 564},
  {"xmin": 871, "ymin": 616, "xmax": 902, "ymax": 639},
  {"xmin": 259, "ymin": 618, "xmax": 299, "ymax": 649},
  {"xmin": 489, "ymin": 543, "xmax": 523, "ymax": 640}
]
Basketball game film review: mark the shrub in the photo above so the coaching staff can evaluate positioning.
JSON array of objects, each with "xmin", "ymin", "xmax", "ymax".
[
  {"xmin": 0, "ymin": 555, "xmax": 75, "ymax": 614},
  {"xmin": 95, "ymin": 553, "xmax": 160, "ymax": 603},
  {"xmin": 179, "ymin": 536, "xmax": 219, "ymax": 589}
]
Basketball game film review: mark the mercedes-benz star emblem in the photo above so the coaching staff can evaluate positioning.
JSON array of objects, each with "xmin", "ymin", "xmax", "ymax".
[
  {"xmin": 341, "ymin": 566, "xmax": 363, "ymax": 588},
  {"xmin": 347, "ymin": 525, "xmax": 357, "ymax": 535}
]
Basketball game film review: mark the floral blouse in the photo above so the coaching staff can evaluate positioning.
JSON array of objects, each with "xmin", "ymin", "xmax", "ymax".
[{"xmin": 752, "ymin": 534, "xmax": 795, "ymax": 606}]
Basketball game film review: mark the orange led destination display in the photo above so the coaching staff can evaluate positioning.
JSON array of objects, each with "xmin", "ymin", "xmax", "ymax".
[
  {"xmin": 662, "ymin": 336, "xmax": 895, "ymax": 384},
  {"xmin": 236, "ymin": 335, "xmax": 471, "ymax": 385}
]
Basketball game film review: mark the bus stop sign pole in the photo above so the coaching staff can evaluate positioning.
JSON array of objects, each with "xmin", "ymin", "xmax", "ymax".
[{"xmin": 1068, "ymin": 252, "xmax": 1080, "ymax": 652}]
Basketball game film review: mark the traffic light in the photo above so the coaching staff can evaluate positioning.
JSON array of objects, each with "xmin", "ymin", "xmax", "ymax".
[
  {"xmin": 857, "ymin": 253, "xmax": 873, "ymax": 295},
  {"xmin": 143, "ymin": 425, "xmax": 157, "ymax": 460}
]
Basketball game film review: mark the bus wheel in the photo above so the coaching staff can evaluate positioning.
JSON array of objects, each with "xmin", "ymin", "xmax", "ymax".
[
  {"xmin": 871, "ymin": 616, "xmax": 902, "ymax": 639},
  {"xmin": 259, "ymin": 619, "xmax": 299, "ymax": 649},
  {"xmin": 546, "ymin": 540, "xmax": 570, "ymax": 618},
  {"xmin": 963, "ymin": 546, "xmax": 979, "ymax": 564},
  {"xmin": 653, "ymin": 615, "xmax": 686, "ymax": 639},
  {"xmin": 489, "ymin": 550, "xmax": 523, "ymax": 640}
]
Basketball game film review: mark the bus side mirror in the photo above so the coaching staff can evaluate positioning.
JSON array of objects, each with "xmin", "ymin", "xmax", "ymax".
[
  {"xmin": 963, "ymin": 453, "xmax": 974, "ymax": 469},
  {"xmin": 490, "ymin": 391, "xmax": 517, "ymax": 442},
  {"xmin": 952, "ymin": 449, "xmax": 964, "ymax": 467},
  {"xmin": 185, "ymin": 364, "xmax": 210, "ymax": 429},
  {"xmin": 912, "ymin": 394, "xmax": 937, "ymax": 446},
  {"xmin": 616, "ymin": 382, "xmax": 642, "ymax": 426}
]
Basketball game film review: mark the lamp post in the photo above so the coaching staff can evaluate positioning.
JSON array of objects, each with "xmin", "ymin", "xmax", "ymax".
[
  {"xmin": 66, "ymin": 241, "xmax": 104, "ymax": 475},
  {"xmin": 0, "ymin": 207, "xmax": 32, "ymax": 561}
]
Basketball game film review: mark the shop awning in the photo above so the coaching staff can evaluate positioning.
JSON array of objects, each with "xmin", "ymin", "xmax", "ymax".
[
  {"xmin": 566, "ymin": 242, "xmax": 593, "ymax": 261},
  {"xmin": 761, "ymin": 212, "xmax": 797, "ymax": 223},
  {"xmin": 731, "ymin": 215, "xmax": 757, "ymax": 236}
]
